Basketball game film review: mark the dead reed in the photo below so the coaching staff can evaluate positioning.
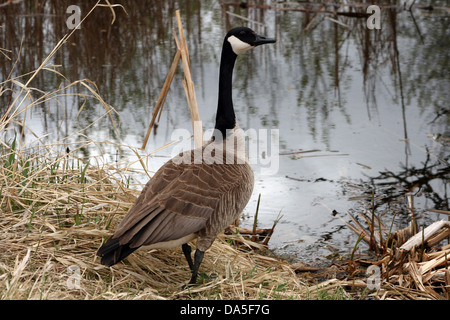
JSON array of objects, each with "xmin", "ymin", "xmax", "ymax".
[
  {"xmin": 0, "ymin": 140, "xmax": 316, "ymax": 299},
  {"xmin": 334, "ymin": 194, "xmax": 450, "ymax": 300}
]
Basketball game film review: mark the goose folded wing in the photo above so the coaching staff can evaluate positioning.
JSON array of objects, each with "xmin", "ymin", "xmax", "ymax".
[{"xmin": 110, "ymin": 159, "xmax": 232, "ymax": 248}]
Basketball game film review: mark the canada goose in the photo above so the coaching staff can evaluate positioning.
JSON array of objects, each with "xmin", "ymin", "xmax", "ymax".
[{"xmin": 97, "ymin": 27, "xmax": 276, "ymax": 285}]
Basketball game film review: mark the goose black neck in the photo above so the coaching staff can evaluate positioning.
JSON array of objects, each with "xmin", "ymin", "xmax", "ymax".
[{"xmin": 214, "ymin": 39, "xmax": 237, "ymax": 140}]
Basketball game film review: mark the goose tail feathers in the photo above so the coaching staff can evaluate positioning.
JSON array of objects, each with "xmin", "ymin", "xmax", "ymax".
[{"xmin": 97, "ymin": 237, "xmax": 137, "ymax": 266}]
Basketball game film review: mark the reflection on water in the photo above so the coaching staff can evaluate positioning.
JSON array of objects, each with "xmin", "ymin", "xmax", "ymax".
[{"xmin": 1, "ymin": 0, "xmax": 449, "ymax": 265}]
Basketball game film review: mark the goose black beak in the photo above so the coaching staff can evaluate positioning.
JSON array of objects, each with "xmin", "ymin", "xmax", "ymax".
[{"xmin": 254, "ymin": 34, "xmax": 276, "ymax": 46}]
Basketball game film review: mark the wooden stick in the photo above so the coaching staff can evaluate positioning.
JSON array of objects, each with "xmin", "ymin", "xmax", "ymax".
[
  {"xmin": 175, "ymin": 10, "xmax": 203, "ymax": 148},
  {"xmin": 263, "ymin": 212, "xmax": 283, "ymax": 246},
  {"xmin": 325, "ymin": 16, "xmax": 350, "ymax": 29},
  {"xmin": 225, "ymin": 11, "xmax": 266, "ymax": 27},
  {"xmin": 303, "ymin": 4, "xmax": 322, "ymax": 31},
  {"xmin": 176, "ymin": 12, "xmax": 190, "ymax": 69},
  {"xmin": 290, "ymin": 262, "xmax": 321, "ymax": 273},
  {"xmin": 251, "ymin": 193, "xmax": 261, "ymax": 242},
  {"xmin": 426, "ymin": 208, "xmax": 450, "ymax": 216},
  {"xmin": 226, "ymin": 226, "xmax": 272, "ymax": 236},
  {"xmin": 400, "ymin": 220, "xmax": 450, "ymax": 251},
  {"xmin": 427, "ymin": 228, "xmax": 450, "ymax": 247},
  {"xmin": 141, "ymin": 50, "xmax": 181, "ymax": 150},
  {"xmin": 141, "ymin": 11, "xmax": 203, "ymax": 149}
]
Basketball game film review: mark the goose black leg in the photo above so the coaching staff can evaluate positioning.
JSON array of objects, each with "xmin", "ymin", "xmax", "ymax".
[
  {"xmin": 182, "ymin": 243, "xmax": 194, "ymax": 271},
  {"xmin": 185, "ymin": 249, "xmax": 204, "ymax": 287}
]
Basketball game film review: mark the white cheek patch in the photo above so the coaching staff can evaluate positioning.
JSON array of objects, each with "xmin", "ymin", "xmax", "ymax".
[{"xmin": 228, "ymin": 35, "xmax": 254, "ymax": 55}]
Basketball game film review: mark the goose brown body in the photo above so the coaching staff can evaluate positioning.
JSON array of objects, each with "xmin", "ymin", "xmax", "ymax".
[{"xmin": 101, "ymin": 137, "xmax": 253, "ymax": 257}]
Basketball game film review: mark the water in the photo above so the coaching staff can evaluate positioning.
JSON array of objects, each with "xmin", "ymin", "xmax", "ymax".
[{"xmin": 1, "ymin": 0, "xmax": 449, "ymax": 265}]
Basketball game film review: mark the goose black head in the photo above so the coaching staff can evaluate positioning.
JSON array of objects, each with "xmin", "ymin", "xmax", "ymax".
[{"xmin": 226, "ymin": 27, "xmax": 276, "ymax": 55}]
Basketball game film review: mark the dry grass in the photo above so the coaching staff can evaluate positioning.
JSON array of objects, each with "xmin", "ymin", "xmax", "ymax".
[
  {"xmin": 337, "ymin": 196, "xmax": 450, "ymax": 300},
  {"xmin": 3, "ymin": 152, "xmax": 447, "ymax": 300},
  {"xmin": 0, "ymin": 144, "xmax": 312, "ymax": 300}
]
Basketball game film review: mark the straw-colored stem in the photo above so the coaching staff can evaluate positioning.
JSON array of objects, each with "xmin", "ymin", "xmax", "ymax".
[
  {"xmin": 141, "ymin": 49, "xmax": 181, "ymax": 150},
  {"xmin": 251, "ymin": 193, "xmax": 261, "ymax": 242},
  {"xmin": 175, "ymin": 10, "xmax": 202, "ymax": 148}
]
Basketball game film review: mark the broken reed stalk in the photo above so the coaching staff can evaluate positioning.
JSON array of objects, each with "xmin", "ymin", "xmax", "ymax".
[
  {"xmin": 263, "ymin": 212, "xmax": 282, "ymax": 246},
  {"xmin": 336, "ymin": 190, "xmax": 450, "ymax": 299},
  {"xmin": 369, "ymin": 191, "xmax": 376, "ymax": 251},
  {"xmin": 400, "ymin": 220, "xmax": 450, "ymax": 251},
  {"xmin": 141, "ymin": 10, "xmax": 203, "ymax": 150},
  {"xmin": 141, "ymin": 49, "xmax": 181, "ymax": 149},
  {"xmin": 175, "ymin": 10, "xmax": 203, "ymax": 149},
  {"xmin": 251, "ymin": 193, "xmax": 261, "ymax": 242}
]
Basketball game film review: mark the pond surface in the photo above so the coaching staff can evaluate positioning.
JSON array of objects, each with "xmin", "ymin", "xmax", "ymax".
[{"xmin": 1, "ymin": 0, "xmax": 449, "ymax": 265}]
